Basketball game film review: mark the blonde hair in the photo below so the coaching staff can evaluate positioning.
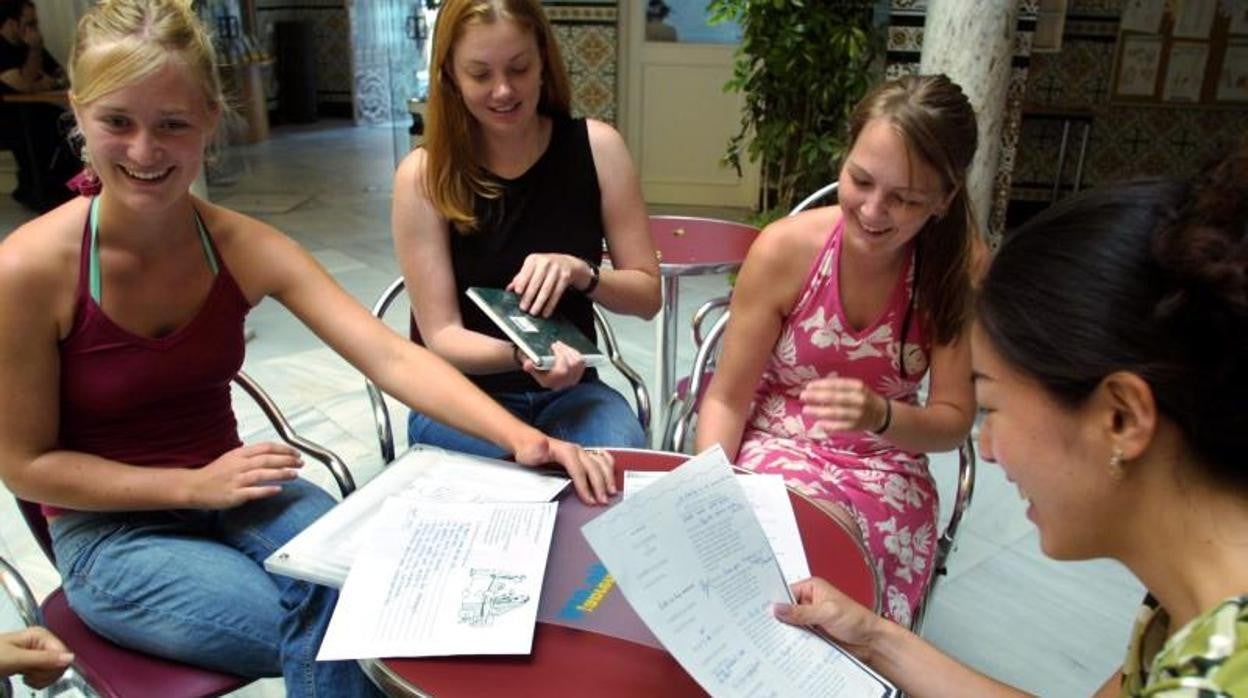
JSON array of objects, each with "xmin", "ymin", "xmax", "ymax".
[
  {"xmin": 424, "ymin": 0, "xmax": 572, "ymax": 233},
  {"xmin": 69, "ymin": 0, "xmax": 224, "ymax": 114}
]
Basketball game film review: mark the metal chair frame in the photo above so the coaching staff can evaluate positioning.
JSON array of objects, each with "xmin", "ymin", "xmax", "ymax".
[
  {"xmin": 10, "ymin": 370, "xmax": 355, "ymax": 698},
  {"xmin": 0, "ymin": 557, "xmax": 98, "ymax": 698},
  {"xmin": 658, "ymin": 182, "xmax": 841, "ymax": 450},
  {"xmin": 365, "ymin": 276, "xmax": 652, "ymax": 465}
]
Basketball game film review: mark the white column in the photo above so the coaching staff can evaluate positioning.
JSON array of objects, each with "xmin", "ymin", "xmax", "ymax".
[{"xmin": 920, "ymin": 0, "xmax": 1018, "ymax": 229}]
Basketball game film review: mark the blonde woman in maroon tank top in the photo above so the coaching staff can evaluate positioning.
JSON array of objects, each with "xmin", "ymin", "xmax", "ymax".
[{"xmin": 696, "ymin": 75, "xmax": 982, "ymax": 626}]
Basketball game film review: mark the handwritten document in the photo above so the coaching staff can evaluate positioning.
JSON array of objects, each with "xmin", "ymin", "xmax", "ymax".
[
  {"xmin": 583, "ymin": 446, "xmax": 896, "ymax": 698},
  {"xmin": 623, "ymin": 470, "xmax": 811, "ymax": 585},
  {"xmin": 265, "ymin": 446, "xmax": 568, "ymax": 587},
  {"xmin": 317, "ymin": 498, "xmax": 557, "ymax": 660}
]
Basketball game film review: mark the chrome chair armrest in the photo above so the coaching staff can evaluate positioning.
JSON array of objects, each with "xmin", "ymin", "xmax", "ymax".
[
  {"xmin": 670, "ymin": 310, "xmax": 731, "ymax": 453},
  {"xmin": 788, "ymin": 181, "xmax": 838, "ymax": 216},
  {"xmin": 939, "ymin": 438, "xmax": 977, "ymax": 563},
  {"xmin": 911, "ymin": 436, "xmax": 977, "ymax": 633},
  {"xmin": 365, "ymin": 277, "xmax": 409, "ymax": 466},
  {"xmin": 690, "ymin": 295, "xmax": 730, "ymax": 348},
  {"xmin": 366, "ymin": 381, "xmax": 396, "ymax": 466},
  {"xmin": 592, "ymin": 305, "xmax": 652, "ymax": 439},
  {"xmin": 0, "ymin": 557, "xmax": 42, "ymax": 629},
  {"xmin": 232, "ymin": 371, "xmax": 356, "ymax": 497}
]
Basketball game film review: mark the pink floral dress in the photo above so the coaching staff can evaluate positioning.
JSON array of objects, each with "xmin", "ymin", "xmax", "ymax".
[{"xmin": 737, "ymin": 217, "xmax": 936, "ymax": 626}]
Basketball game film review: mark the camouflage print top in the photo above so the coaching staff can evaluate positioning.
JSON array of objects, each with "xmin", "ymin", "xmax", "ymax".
[{"xmin": 1121, "ymin": 594, "xmax": 1248, "ymax": 696}]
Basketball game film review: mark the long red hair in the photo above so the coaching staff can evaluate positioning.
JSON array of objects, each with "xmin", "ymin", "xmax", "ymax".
[{"xmin": 423, "ymin": 0, "xmax": 572, "ymax": 233}]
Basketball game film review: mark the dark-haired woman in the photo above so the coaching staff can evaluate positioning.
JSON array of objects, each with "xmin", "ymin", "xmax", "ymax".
[
  {"xmin": 695, "ymin": 74, "xmax": 981, "ymax": 626},
  {"xmin": 774, "ymin": 145, "xmax": 1248, "ymax": 695}
]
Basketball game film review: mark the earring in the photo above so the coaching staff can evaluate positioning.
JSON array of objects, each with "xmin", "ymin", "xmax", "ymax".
[{"xmin": 1108, "ymin": 446, "xmax": 1125, "ymax": 480}]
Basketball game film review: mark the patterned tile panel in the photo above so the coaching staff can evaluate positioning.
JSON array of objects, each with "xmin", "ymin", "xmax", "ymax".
[
  {"xmin": 546, "ymin": 3, "xmax": 618, "ymax": 125},
  {"xmin": 1015, "ymin": 5, "xmax": 1248, "ymax": 202}
]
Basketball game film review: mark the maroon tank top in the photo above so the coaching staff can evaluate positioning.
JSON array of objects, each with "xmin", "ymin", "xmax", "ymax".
[{"xmin": 49, "ymin": 206, "xmax": 251, "ymax": 515}]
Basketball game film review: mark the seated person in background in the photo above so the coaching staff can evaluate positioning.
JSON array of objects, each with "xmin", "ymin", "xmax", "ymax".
[
  {"xmin": 0, "ymin": 0, "xmax": 77, "ymax": 211},
  {"xmin": 776, "ymin": 144, "xmax": 1248, "ymax": 696},
  {"xmin": 393, "ymin": 0, "xmax": 661, "ymax": 457},
  {"xmin": 0, "ymin": 627, "xmax": 72, "ymax": 691},
  {"xmin": 0, "ymin": 1, "xmax": 612, "ymax": 696},
  {"xmin": 645, "ymin": 0, "xmax": 678, "ymax": 42},
  {"xmin": 695, "ymin": 74, "xmax": 979, "ymax": 626}
]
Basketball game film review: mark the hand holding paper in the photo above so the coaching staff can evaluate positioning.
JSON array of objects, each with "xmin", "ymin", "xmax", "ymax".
[{"xmin": 583, "ymin": 446, "xmax": 896, "ymax": 697}]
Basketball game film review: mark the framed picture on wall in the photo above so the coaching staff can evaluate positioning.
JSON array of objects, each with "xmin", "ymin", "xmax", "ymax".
[
  {"xmin": 1163, "ymin": 42, "xmax": 1209, "ymax": 100},
  {"xmin": 1217, "ymin": 42, "xmax": 1248, "ymax": 101},
  {"xmin": 1173, "ymin": 0, "xmax": 1218, "ymax": 39},
  {"xmin": 1231, "ymin": 1, "xmax": 1248, "ymax": 35},
  {"xmin": 1121, "ymin": 0, "xmax": 1164, "ymax": 33},
  {"xmin": 1116, "ymin": 34, "xmax": 1164, "ymax": 96}
]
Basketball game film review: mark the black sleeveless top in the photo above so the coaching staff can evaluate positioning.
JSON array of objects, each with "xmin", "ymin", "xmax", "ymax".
[{"xmin": 446, "ymin": 115, "xmax": 603, "ymax": 394}]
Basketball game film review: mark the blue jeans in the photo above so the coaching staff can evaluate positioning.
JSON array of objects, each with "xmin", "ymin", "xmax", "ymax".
[
  {"xmin": 408, "ymin": 378, "xmax": 646, "ymax": 457},
  {"xmin": 49, "ymin": 479, "xmax": 381, "ymax": 698}
]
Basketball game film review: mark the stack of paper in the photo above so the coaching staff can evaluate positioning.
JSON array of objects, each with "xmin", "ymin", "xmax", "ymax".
[
  {"xmin": 264, "ymin": 446, "xmax": 569, "ymax": 588},
  {"xmin": 264, "ymin": 446, "xmax": 569, "ymax": 660},
  {"xmin": 583, "ymin": 446, "xmax": 896, "ymax": 697},
  {"xmin": 317, "ymin": 498, "xmax": 557, "ymax": 660}
]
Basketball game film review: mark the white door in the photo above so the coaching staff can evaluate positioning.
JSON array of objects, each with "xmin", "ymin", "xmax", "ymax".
[{"xmin": 620, "ymin": 2, "xmax": 759, "ymax": 208}]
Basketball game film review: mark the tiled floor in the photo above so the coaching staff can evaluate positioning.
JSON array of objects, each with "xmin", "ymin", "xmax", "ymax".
[{"xmin": 0, "ymin": 123, "xmax": 1142, "ymax": 697}]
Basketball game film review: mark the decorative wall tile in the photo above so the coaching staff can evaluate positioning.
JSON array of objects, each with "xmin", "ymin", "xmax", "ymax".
[
  {"xmin": 1013, "ymin": 5, "xmax": 1247, "ymax": 203},
  {"xmin": 889, "ymin": 26, "xmax": 924, "ymax": 52},
  {"xmin": 547, "ymin": 3, "xmax": 618, "ymax": 125}
]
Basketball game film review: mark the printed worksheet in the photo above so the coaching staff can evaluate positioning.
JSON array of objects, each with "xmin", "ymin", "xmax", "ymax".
[
  {"xmin": 584, "ymin": 446, "xmax": 896, "ymax": 698},
  {"xmin": 623, "ymin": 470, "xmax": 811, "ymax": 584},
  {"xmin": 318, "ymin": 498, "xmax": 557, "ymax": 660},
  {"xmin": 265, "ymin": 446, "xmax": 568, "ymax": 587}
]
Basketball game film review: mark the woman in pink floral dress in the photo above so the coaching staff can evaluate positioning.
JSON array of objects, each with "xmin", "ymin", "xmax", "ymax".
[{"xmin": 696, "ymin": 75, "xmax": 981, "ymax": 626}]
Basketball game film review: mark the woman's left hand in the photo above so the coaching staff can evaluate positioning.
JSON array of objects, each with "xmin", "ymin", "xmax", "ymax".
[
  {"xmin": 508, "ymin": 253, "xmax": 593, "ymax": 317},
  {"xmin": 520, "ymin": 341, "xmax": 586, "ymax": 390},
  {"xmin": 512, "ymin": 434, "xmax": 616, "ymax": 505},
  {"xmin": 800, "ymin": 377, "xmax": 888, "ymax": 434},
  {"xmin": 774, "ymin": 577, "xmax": 882, "ymax": 663}
]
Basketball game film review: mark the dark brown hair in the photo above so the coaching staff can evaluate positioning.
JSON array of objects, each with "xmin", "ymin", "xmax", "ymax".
[
  {"xmin": 847, "ymin": 74, "xmax": 979, "ymax": 346},
  {"xmin": 977, "ymin": 142, "xmax": 1247, "ymax": 484}
]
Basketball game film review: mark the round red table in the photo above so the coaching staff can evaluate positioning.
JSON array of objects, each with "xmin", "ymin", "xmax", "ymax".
[{"xmin": 363, "ymin": 448, "xmax": 877, "ymax": 697}]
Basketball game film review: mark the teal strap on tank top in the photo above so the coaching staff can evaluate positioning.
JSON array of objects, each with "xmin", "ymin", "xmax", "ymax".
[{"xmin": 87, "ymin": 196, "xmax": 219, "ymax": 303}]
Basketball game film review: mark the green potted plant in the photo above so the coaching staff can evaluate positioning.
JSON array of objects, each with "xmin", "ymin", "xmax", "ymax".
[{"xmin": 709, "ymin": 0, "xmax": 882, "ymax": 220}]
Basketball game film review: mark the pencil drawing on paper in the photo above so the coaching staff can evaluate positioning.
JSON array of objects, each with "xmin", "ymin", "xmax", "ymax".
[{"xmin": 459, "ymin": 569, "xmax": 530, "ymax": 626}]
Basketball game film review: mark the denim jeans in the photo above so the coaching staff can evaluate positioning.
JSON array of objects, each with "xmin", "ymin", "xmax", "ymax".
[
  {"xmin": 49, "ymin": 479, "xmax": 381, "ymax": 698},
  {"xmin": 408, "ymin": 378, "xmax": 647, "ymax": 457}
]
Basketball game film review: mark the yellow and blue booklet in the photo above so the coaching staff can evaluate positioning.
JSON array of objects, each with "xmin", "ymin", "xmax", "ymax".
[{"xmin": 466, "ymin": 287, "xmax": 606, "ymax": 370}]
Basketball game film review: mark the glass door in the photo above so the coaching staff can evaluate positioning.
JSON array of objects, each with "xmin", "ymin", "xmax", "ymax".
[{"xmin": 349, "ymin": 0, "xmax": 432, "ymax": 169}]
